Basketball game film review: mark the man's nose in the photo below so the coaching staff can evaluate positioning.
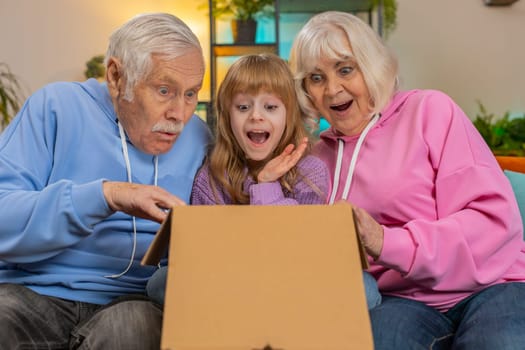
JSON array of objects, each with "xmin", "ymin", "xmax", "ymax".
[{"xmin": 166, "ymin": 96, "xmax": 185, "ymax": 120}]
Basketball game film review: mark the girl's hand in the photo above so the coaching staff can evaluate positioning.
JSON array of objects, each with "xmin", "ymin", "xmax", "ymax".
[{"xmin": 257, "ymin": 137, "xmax": 308, "ymax": 183}]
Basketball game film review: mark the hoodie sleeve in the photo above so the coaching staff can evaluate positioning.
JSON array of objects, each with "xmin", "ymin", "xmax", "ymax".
[
  {"xmin": 378, "ymin": 91, "xmax": 523, "ymax": 290},
  {"xmin": 190, "ymin": 164, "xmax": 225, "ymax": 204},
  {"xmin": 0, "ymin": 86, "xmax": 114, "ymax": 263},
  {"xmin": 249, "ymin": 155, "xmax": 330, "ymax": 205}
]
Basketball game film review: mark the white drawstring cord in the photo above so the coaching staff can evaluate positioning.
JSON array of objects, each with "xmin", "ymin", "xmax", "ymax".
[
  {"xmin": 328, "ymin": 113, "xmax": 380, "ymax": 204},
  {"xmin": 105, "ymin": 121, "xmax": 158, "ymax": 279},
  {"xmin": 328, "ymin": 140, "xmax": 345, "ymax": 204}
]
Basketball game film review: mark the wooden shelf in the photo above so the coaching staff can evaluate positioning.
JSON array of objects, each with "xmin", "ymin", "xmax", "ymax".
[
  {"xmin": 279, "ymin": 0, "xmax": 371, "ymax": 13},
  {"xmin": 206, "ymin": 0, "xmax": 377, "ymax": 128},
  {"xmin": 213, "ymin": 44, "xmax": 278, "ymax": 57}
]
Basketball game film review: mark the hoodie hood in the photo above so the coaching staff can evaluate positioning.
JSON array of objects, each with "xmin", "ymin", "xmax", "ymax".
[
  {"xmin": 319, "ymin": 90, "xmax": 420, "ymax": 143},
  {"xmin": 76, "ymin": 78, "xmax": 117, "ymax": 123}
]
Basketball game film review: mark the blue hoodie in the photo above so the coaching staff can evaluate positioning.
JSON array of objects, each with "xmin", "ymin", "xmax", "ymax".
[{"xmin": 0, "ymin": 79, "xmax": 212, "ymax": 304}]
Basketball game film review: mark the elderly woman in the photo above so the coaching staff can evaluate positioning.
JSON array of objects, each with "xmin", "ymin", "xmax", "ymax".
[{"xmin": 289, "ymin": 11, "xmax": 525, "ymax": 350}]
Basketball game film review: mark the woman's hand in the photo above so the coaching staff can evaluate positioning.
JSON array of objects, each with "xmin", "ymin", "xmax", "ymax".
[
  {"xmin": 352, "ymin": 206, "xmax": 384, "ymax": 260},
  {"xmin": 257, "ymin": 137, "xmax": 308, "ymax": 183}
]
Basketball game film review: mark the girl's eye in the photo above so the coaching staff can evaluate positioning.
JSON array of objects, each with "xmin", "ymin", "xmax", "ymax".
[
  {"xmin": 265, "ymin": 104, "xmax": 278, "ymax": 111},
  {"xmin": 309, "ymin": 73, "xmax": 323, "ymax": 83},
  {"xmin": 237, "ymin": 104, "xmax": 250, "ymax": 112}
]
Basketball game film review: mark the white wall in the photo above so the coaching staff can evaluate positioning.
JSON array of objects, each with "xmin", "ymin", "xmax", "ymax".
[
  {"xmin": 0, "ymin": 0, "xmax": 211, "ymax": 99},
  {"xmin": 387, "ymin": 0, "xmax": 525, "ymax": 119},
  {"xmin": 0, "ymin": 0, "xmax": 524, "ymax": 119}
]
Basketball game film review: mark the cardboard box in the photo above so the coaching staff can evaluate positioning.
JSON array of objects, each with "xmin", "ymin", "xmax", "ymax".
[{"xmin": 142, "ymin": 203, "xmax": 373, "ymax": 350}]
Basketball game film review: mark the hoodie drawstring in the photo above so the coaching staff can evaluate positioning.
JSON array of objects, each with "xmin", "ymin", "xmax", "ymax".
[
  {"xmin": 328, "ymin": 113, "xmax": 380, "ymax": 204},
  {"xmin": 105, "ymin": 121, "xmax": 158, "ymax": 279}
]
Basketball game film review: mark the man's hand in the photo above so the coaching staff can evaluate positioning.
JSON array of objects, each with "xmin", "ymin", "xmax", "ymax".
[
  {"xmin": 257, "ymin": 137, "xmax": 308, "ymax": 183},
  {"xmin": 103, "ymin": 181, "xmax": 186, "ymax": 223}
]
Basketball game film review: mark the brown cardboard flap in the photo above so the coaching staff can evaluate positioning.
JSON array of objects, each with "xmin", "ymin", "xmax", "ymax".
[
  {"xmin": 156, "ymin": 203, "xmax": 373, "ymax": 350},
  {"xmin": 352, "ymin": 208, "xmax": 370, "ymax": 270},
  {"xmin": 142, "ymin": 205, "xmax": 370, "ymax": 270},
  {"xmin": 141, "ymin": 208, "xmax": 172, "ymax": 266}
]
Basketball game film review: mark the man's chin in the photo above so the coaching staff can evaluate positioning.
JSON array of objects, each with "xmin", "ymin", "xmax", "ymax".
[{"xmin": 145, "ymin": 140, "xmax": 178, "ymax": 156}]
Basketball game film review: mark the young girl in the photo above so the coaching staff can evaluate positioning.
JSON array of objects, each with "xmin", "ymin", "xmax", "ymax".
[
  {"xmin": 147, "ymin": 53, "xmax": 380, "ymax": 309},
  {"xmin": 193, "ymin": 53, "xmax": 327, "ymax": 205}
]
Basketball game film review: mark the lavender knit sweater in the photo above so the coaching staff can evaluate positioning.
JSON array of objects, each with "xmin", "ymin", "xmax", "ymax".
[{"xmin": 190, "ymin": 155, "xmax": 329, "ymax": 205}]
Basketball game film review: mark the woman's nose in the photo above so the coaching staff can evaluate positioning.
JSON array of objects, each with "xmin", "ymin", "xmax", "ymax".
[{"xmin": 325, "ymin": 77, "xmax": 343, "ymax": 96}]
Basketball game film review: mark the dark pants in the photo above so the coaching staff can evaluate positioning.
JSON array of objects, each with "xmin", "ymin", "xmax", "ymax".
[
  {"xmin": 371, "ymin": 282, "xmax": 525, "ymax": 350},
  {"xmin": 0, "ymin": 283, "xmax": 162, "ymax": 350}
]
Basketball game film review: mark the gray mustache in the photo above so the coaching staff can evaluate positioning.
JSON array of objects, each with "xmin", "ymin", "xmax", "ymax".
[{"xmin": 151, "ymin": 122, "xmax": 184, "ymax": 134}]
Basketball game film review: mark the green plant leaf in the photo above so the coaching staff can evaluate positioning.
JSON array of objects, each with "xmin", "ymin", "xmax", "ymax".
[
  {"xmin": 84, "ymin": 55, "xmax": 105, "ymax": 79},
  {"xmin": 0, "ymin": 62, "xmax": 26, "ymax": 129},
  {"xmin": 473, "ymin": 100, "xmax": 525, "ymax": 155},
  {"xmin": 208, "ymin": 0, "xmax": 275, "ymax": 20}
]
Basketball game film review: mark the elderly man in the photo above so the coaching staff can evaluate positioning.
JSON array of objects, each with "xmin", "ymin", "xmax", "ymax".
[{"xmin": 0, "ymin": 13, "xmax": 211, "ymax": 349}]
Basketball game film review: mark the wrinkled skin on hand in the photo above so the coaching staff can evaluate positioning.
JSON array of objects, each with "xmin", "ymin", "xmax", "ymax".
[
  {"xmin": 352, "ymin": 206, "xmax": 384, "ymax": 260},
  {"xmin": 103, "ymin": 181, "xmax": 186, "ymax": 223}
]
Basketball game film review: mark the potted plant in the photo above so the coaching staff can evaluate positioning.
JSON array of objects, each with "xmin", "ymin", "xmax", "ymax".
[
  {"xmin": 473, "ymin": 101, "xmax": 525, "ymax": 156},
  {"xmin": 84, "ymin": 54, "xmax": 105, "ymax": 81},
  {"xmin": 371, "ymin": 0, "xmax": 398, "ymax": 37},
  {"xmin": 209, "ymin": 0, "xmax": 275, "ymax": 44},
  {"xmin": 0, "ymin": 63, "xmax": 26, "ymax": 130}
]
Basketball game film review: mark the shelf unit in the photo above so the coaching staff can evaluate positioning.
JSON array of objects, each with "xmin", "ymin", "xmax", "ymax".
[
  {"xmin": 204, "ymin": 0, "xmax": 280, "ymax": 131},
  {"xmin": 203, "ymin": 0, "xmax": 379, "ymax": 130}
]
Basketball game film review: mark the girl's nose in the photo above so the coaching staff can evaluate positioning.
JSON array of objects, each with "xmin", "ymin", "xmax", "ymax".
[{"xmin": 249, "ymin": 106, "xmax": 264, "ymax": 121}]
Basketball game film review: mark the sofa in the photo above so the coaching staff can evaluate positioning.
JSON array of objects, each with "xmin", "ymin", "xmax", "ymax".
[{"xmin": 496, "ymin": 156, "xmax": 525, "ymax": 239}]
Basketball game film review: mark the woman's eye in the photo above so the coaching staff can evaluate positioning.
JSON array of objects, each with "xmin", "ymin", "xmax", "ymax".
[
  {"xmin": 340, "ymin": 66, "xmax": 354, "ymax": 76},
  {"xmin": 309, "ymin": 73, "xmax": 323, "ymax": 83}
]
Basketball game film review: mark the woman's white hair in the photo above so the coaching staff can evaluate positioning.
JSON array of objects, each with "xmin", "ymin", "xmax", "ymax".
[
  {"xmin": 289, "ymin": 11, "xmax": 398, "ymax": 131},
  {"xmin": 105, "ymin": 12, "xmax": 203, "ymax": 101}
]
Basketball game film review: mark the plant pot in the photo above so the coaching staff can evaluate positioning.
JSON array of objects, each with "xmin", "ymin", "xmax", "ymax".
[{"xmin": 231, "ymin": 19, "xmax": 257, "ymax": 44}]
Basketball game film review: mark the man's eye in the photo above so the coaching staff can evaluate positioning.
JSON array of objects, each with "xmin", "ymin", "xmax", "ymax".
[
  {"xmin": 158, "ymin": 87, "xmax": 169, "ymax": 95},
  {"xmin": 185, "ymin": 90, "xmax": 197, "ymax": 99}
]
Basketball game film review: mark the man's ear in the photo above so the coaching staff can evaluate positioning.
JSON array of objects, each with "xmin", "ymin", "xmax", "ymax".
[{"xmin": 106, "ymin": 57, "xmax": 123, "ymax": 100}]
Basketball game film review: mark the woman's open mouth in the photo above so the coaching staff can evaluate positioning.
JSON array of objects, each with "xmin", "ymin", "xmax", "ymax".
[{"xmin": 330, "ymin": 100, "xmax": 353, "ymax": 112}]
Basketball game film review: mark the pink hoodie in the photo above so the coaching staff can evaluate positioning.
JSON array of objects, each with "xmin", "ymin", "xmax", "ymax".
[{"xmin": 314, "ymin": 89, "xmax": 525, "ymax": 311}]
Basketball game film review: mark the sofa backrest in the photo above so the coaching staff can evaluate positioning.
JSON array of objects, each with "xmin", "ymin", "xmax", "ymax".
[{"xmin": 496, "ymin": 156, "xmax": 525, "ymax": 239}]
